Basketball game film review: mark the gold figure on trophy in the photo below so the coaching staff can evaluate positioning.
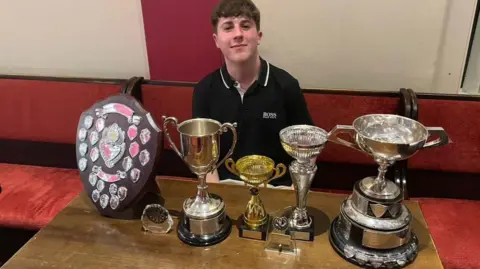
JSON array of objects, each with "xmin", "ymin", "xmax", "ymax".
[{"xmin": 225, "ymin": 155, "xmax": 286, "ymax": 240}]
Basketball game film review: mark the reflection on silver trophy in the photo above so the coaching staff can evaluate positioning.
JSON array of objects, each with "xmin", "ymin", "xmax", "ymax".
[
  {"xmin": 163, "ymin": 116, "xmax": 237, "ymax": 246},
  {"xmin": 327, "ymin": 114, "xmax": 450, "ymax": 268},
  {"xmin": 279, "ymin": 124, "xmax": 328, "ymax": 241}
]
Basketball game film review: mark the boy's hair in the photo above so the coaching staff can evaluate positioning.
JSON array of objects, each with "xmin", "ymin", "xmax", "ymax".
[{"xmin": 211, "ymin": 0, "xmax": 261, "ymax": 32}]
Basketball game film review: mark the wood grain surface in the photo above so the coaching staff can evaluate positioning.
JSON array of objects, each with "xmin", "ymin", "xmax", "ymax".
[{"xmin": 1, "ymin": 176, "xmax": 443, "ymax": 269}]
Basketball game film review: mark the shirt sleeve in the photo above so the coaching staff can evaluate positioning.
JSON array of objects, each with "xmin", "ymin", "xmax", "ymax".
[
  {"xmin": 192, "ymin": 80, "xmax": 210, "ymax": 118},
  {"xmin": 285, "ymin": 79, "xmax": 314, "ymax": 126}
]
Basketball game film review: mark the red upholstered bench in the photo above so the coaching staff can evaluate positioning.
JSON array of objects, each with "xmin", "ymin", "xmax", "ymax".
[
  {"xmin": 0, "ymin": 76, "xmax": 126, "ymax": 230},
  {"xmin": 416, "ymin": 198, "xmax": 480, "ymax": 269},
  {"xmin": 0, "ymin": 163, "xmax": 82, "ymax": 230},
  {"xmin": 405, "ymin": 93, "xmax": 480, "ymax": 269},
  {"xmin": 1, "ymin": 76, "xmax": 479, "ymax": 269}
]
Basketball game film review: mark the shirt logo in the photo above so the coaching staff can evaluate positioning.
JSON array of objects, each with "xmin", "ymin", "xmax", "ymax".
[{"xmin": 263, "ymin": 112, "xmax": 277, "ymax": 119}]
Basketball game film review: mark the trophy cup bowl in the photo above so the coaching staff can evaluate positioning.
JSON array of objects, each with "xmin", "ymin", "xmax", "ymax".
[
  {"xmin": 279, "ymin": 125, "xmax": 328, "ymax": 241},
  {"xmin": 327, "ymin": 114, "xmax": 451, "ymax": 268},
  {"xmin": 225, "ymin": 155, "xmax": 286, "ymax": 241},
  {"xmin": 163, "ymin": 116, "xmax": 237, "ymax": 246}
]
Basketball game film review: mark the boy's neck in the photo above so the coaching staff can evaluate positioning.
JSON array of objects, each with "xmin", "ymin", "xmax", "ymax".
[{"xmin": 225, "ymin": 54, "xmax": 261, "ymax": 89}]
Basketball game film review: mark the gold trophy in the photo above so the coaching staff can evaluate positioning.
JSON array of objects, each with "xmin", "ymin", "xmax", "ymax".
[{"xmin": 225, "ymin": 155, "xmax": 286, "ymax": 240}]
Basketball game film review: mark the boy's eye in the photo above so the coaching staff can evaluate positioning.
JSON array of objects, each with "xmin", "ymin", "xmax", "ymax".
[{"xmin": 222, "ymin": 23, "xmax": 233, "ymax": 31}]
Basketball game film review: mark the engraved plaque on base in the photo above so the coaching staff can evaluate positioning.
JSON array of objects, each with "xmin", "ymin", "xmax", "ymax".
[
  {"xmin": 76, "ymin": 94, "xmax": 163, "ymax": 219},
  {"xmin": 237, "ymin": 214, "xmax": 269, "ymax": 241}
]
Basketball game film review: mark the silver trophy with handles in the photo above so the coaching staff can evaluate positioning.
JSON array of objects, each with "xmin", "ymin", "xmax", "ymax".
[
  {"xmin": 327, "ymin": 114, "xmax": 450, "ymax": 268},
  {"xmin": 163, "ymin": 116, "xmax": 237, "ymax": 246}
]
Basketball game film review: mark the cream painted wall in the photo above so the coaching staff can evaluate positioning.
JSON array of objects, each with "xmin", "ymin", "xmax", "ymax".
[
  {"xmin": 255, "ymin": 0, "xmax": 477, "ymax": 94},
  {"xmin": 0, "ymin": 0, "xmax": 150, "ymax": 79},
  {"xmin": 0, "ymin": 0, "xmax": 476, "ymax": 94}
]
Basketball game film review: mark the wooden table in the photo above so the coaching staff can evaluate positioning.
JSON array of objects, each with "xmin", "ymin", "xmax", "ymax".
[{"xmin": 1, "ymin": 177, "xmax": 443, "ymax": 269}]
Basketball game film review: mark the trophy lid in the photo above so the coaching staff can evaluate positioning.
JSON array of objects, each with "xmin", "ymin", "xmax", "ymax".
[{"xmin": 279, "ymin": 125, "xmax": 328, "ymax": 163}]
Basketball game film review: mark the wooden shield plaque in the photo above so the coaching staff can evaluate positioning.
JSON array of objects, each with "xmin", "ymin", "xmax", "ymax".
[{"xmin": 75, "ymin": 94, "xmax": 163, "ymax": 219}]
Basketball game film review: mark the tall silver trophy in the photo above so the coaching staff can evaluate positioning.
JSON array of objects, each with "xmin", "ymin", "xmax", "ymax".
[
  {"xmin": 163, "ymin": 116, "xmax": 237, "ymax": 246},
  {"xmin": 279, "ymin": 125, "xmax": 328, "ymax": 241},
  {"xmin": 327, "ymin": 114, "xmax": 450, "ymax": 268}
]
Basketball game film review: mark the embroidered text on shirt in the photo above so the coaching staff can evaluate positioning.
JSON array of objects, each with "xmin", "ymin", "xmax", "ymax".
[{"xmin": 263, "ymin": 112, "xmax": 277, "ymax": 119}]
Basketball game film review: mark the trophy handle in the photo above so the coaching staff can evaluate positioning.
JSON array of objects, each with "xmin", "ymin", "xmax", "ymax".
[
  {"xmin": 162, "ymin": 116, "xmax": 183, "ymax": 159},
  {"xmin": 215, "ymin": 122, "xmax": 238, "ymax": 170},
  {"xmin": 327, "ymin": 125, "xmax": 362, "ymax": 151},
  {"xmin": 423, "ymin": 127, "xmax": 451, "ymax": 149},
  {"xmin": 225, "ymin": 158, "xmax": 240, "ymax": 176},
  {"xmin": 268, "ymin": 163, "xmax": 287, "ymax": 182}
]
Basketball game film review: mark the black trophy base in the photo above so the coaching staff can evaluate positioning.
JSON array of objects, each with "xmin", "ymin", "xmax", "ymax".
[
  {"xmin": 237, "ymin": 215, "xmax": 268, "ymax": 241},
  {"xmin": 177, "ymin": 214, "xmax": 232, "ymax": 247},
  {"xmin": 329, "ymin": 217, "xmax": 419, "ymax": 269},
  {"xmin": 286, "ymin": 215, "xmax": 315, "ymax": 241}
]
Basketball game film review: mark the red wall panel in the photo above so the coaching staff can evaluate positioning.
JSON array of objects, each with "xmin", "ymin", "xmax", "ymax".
[{"xmin": 141, "ymin": 0, "xmax": 223, "ymax": 82}]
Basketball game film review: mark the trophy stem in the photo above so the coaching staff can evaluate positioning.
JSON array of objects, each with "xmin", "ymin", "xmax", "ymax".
[
  {"xmin": 195, "ymin": 174, "xmax": 210, "ymax": 203},
  {"xmin": 244, "ymin": 186, "xmax": 267, "ymax": 227},
  {"xmin": 289, "ymin": 161, "xmax": 316, "ymax": 230},
  {"xmin": 373, "ymin": 161, "xmax": 389, "ymax": 192}
]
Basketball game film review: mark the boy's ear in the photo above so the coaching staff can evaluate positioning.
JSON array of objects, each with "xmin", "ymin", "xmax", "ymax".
[
  {"xmin": 257, "ymin": 31, "xmax": 263, "ymax": 45},
  {"xmin": 213, "ymin": 33, "xmax": 220, "ymax": 48}
]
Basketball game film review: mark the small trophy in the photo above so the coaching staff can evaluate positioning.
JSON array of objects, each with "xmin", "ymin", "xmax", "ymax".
[
  {"xmin": 225, "ymin": 155, "xmax": 287, "ymax": 241},
  {"xmin": 327, "ymin": 114, "xmax": 450, "ymax": 268},
  {"xmin": 163, "ymin": 116, "xmax": 237, "ymax": 246},
  {"xmin": 141, "ymin": 204, "xmax": 174, "ymax": 234},
  {"xmin": 264, "ymin": 206, "xmax": 297, "ymax": 256},
  {"xmin": 279, "ymin": 125, "xmax": 328, "ymax": 241}
]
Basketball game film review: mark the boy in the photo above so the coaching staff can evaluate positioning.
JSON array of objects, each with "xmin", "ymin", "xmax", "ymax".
[{"xmin": 192, "ymin": 0, "xmax": 313, "ymax": 186}]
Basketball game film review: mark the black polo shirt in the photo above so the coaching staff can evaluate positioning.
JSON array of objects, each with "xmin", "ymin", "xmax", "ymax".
[{"xmin": 192, "ymin": 58, "xmax": 314, "ymax": 186}]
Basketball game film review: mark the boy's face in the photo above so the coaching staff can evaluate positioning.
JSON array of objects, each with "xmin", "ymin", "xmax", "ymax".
[{"xmin": 213, "ymin": 16, "xmax": 262, "ymax": 63}]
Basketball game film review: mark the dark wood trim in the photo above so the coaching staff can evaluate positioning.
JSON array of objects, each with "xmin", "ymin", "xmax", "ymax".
[
  {"xmin": 142, "ymin": 80, "xmax": 480, "ymax": 100},
  {"xmin": 396, "ymin": 88, "xmax": 414, "ymax": 199},
  {"xmin": 2, "ymin": 74, "xmax": 479, "ymax": 101},
  {"xmin": 0, "ymin": 139, "xmax": 478, "ymax": 200},
  {"xmin": 415, "ymin": 92, "xmax": 480, "ymax": 101},
  {"xmin": 142, "ymin": 80, "xmax": 197, "ymax": 87},
  {"xmin": 303, "ymin": 88, "xmax": 400, "ymax": 97},
  {"xmin": 122, "ymin": 76, "xmax": 144, "ymax": 103},
  {"xmin": 0, "ymin": 74, "xmax": 126, "ymax": 85}
]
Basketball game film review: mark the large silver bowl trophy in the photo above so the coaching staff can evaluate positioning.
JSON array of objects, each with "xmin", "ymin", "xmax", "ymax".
[
  {"xmin": 279, "ymin": 125, "xmax": 328, "ymax": 241},
  {"xmin": 327, "ymin": 114, "xmax": 450, "ymax": 268},
  {"xmin": 163, "ymin": 116, "xmax": 237, "ymax": 246}
]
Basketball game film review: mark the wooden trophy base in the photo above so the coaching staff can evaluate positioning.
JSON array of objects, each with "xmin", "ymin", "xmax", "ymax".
[
  {"xmin": 237, "ymin": 215, "xmax": 269, "ymax": 241},
  {"xmin": 286, "ymin": 215, "xmax": 315, "ymax": 242}
]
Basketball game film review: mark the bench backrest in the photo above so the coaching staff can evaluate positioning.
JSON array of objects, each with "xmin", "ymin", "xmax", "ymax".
[{"xmin": 1, "ymin": 76, "xmax": 479, "ymax": 175}]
